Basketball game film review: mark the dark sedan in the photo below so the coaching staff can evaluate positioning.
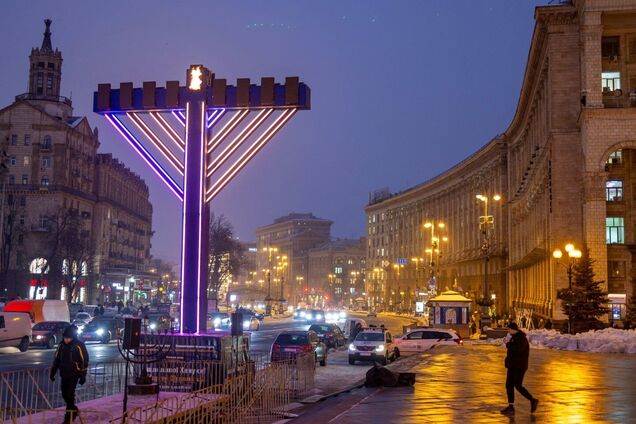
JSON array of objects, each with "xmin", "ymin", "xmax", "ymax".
[
  {"xmin": 80, "ymin": 317, "xmax": 123, "ymax": 343},
  {"xmin": 31, "ymin": 321, "xmax": 70, "ymax": 349},
  {"xmin": 308, "ymin": 323, "xmax": 346, "ymax": 349},
  {"xmin": 271, "ymin": 330, "xmax": 327, "ymax": 366}
]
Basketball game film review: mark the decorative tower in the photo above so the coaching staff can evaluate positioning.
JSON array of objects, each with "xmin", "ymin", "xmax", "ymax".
[{"xmin": 23, "ymin": 19, "xmax": 71, "ymax": 118}]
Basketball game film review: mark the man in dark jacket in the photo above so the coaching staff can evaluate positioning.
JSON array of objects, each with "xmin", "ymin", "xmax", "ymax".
[
  {"xmin": 50, "ymin": 325, "xmax": 89, "ymax": 423},
  {"xmin": 501, "ymin": 322, "xmax": 539, "ymax": 415}
]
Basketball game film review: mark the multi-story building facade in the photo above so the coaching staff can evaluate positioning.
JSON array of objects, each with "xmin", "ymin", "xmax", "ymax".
[
  {"xmin": 307, "ymin": 238, "xmax": 366, "ymax": 308},
  {"xmin": 256, "ymin": 213, "xmax": 332, "ymax": 304},
  {"xmin": 0, "ymin": 20, "xmax": 153, "ymax": 303},
  {"xmin": 366, "ymin": 0, "xmax": 636, "ymax": 324}
]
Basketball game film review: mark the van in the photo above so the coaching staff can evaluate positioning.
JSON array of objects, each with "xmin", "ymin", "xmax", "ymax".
[
  {"xmin": 342, "ymin": 318, "xmax": 368, "ymax": 339},
  {"xmin": 0, "ymin": 312, "xmax": 32, "ymax": 351},
  {"xmin": 3, "ymin": 300, "xmax": 70, "ymax": 324}
]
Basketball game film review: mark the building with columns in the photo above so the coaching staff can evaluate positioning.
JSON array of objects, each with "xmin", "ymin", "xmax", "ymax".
[
  {"xmin": 255, "ymin": 213, "xmax": 332, "ymax": 305},
  {"xmin": 365, "ymin": 0, "xmax": 636, "ymax": 324},
  {"xmin": 0, "ymin": 20, "xmax": 153, "ymax": 303}
]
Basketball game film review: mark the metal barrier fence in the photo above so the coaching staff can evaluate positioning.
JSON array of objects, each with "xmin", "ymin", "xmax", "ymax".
[{"xmin": 1, "ymin": 352, "xmax": 315, "ymax": 423}]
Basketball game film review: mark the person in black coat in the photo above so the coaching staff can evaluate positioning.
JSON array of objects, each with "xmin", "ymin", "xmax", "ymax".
[
  {"xmin": 500, "ymin": 322, "xmax": 539, "ymax": 415},
  {"xmin": 50, "ymin": 325, "xmax": 89, "ymax": 423}
]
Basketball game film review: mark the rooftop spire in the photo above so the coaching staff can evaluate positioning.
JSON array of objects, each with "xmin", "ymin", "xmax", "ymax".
[{"xmin": 41, "ymin": 19, "xmax": 53, "ymax": 52}]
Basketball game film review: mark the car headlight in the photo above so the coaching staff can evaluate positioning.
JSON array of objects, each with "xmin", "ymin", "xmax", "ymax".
[
  {"xmin": 96, "ymin": 328, "xmax": 105, "ymax": 336},
  {"xmin": 348, "ymin": 343, "xmax": 356, "ymax": 352},
  {"xmin": 316, "ymin": 314, "xmax": 322, "ymax": 320},
  {"xmin": 294, "ymin": 312, "xmax": 298, "ymax": 317},
  {"xmin": 243, "ymin": 321, "xmax": 250, "ymax": 329},
  {"xmin": 213, "ymin": 318, "xmax": 221, "ymax": 326},
  {"xmin": 375, "ymin": 344, "xmax": 385, "ymax": 352},
  {"xmin": 36, "ymin": 335, "xmax": 44, "ymax": 340},
  {"xmin": 149, "ymin": 323, "xmax": 157, "ymax": 330},
  {"xmin": 77, "ymin": 328, "xmax": 83, "ymax": 334},
  {"xmin": 300, "ymin": 312, "xmax": 306, "ymax": 318},
  {"xmin": 339, "ymin": 311, "xmax": 346, "ymax": 319},
  {"xmin": 325, "ymin": 313, "xmax": 332, "ymax": 320}
]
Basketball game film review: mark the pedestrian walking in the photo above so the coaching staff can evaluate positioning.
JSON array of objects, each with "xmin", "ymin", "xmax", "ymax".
[
  {"xmin": 50, "ymin": 325, "xmax": 89, "ymax": 423},
  {"xmin": 500, "ymin": 322, "xmax": 538, "ymax": 415}
]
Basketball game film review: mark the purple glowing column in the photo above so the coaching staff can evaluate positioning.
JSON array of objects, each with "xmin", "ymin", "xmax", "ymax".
[{"xmin": 180, "ymin": 98, "xmax": 209, "ymax": 333}]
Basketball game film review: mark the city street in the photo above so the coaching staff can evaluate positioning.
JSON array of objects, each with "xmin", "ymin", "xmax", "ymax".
[
  {"xmin": 293, "ymin": 344, "xmax": 636, "ymax": 423},
  {"xmin": 0, "ymin": 312, "xmax": 418, "ymax": 371}
]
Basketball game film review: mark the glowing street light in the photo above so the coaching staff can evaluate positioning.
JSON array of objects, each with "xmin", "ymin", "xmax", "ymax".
[
  {"xmin": 475, "ymin": 193, "xmax": 502, "ymax": 328},
  {"xmin": 553, "ymin": 243, "xmax": 582, "ymax": 334}
]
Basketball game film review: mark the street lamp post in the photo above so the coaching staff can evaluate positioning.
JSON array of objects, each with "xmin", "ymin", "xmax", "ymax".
[
  {"xmin": 475, "ymin": 194, "xmax": 501, "ymax": 329},
  {"xmin": 411, "ymin": 257, "xmax": 424, "ymax": 314},
  {"xmin": 423, "ymin": 221, "xmax": 447, "ymax": 295},
  {"xmin": 552, "ymin": 243, "xmax": 582, "ymax": 334},
  {"xmin": 262, "ymin": 247, "xmax": 278, "ymax": 316}
]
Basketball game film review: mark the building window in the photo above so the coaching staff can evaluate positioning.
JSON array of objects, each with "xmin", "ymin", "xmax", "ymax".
[
  {"xmin": 602, "ymin": 72, "xmax": 621, "ymax": 92},
  {"xmin": 10, "ymin": 135, "xmax": 17, "ymax": 146},
  {"xmin": 606, "ymin": 180, "xmax": 623, "ymax": 201},
  {"xmin": 42, "ymin": 136, "xmax": 51, "ymax": 149},
  {"xmin": 602, "ymin": 36, "xmax": 620, "ymax": 58},
  {"xmin": 23, "ymin": 156, "xmax": 30, "ymax": 166},
  {"xmin": 21, "ymin": 175, "xmax": 28, "ymax": 185},
  {"xmin": 9, "ymin": 157, "xmax": 16, "ymax": 166},
  {"xmin": 24, "ymin": 135, "xmax": 31, "ymax": 146},
  {"xmin": 46, "ymin": 74, "xmax": 53, "ymax": 90},
  {"xmin": 335, "ymin": 266, "xmax": 343, "ymax": 275},
  {"xmin": 41, "ymin": 176, "xmax": 49, "ymax": 186},
  {"xmin": 608, "ymin": 261, "xmax": 626, "ymax": 279},
  {"xmin": 42, "ymin": 157, "xmax": 51, "ymax": 168},
  {"xmin": 607, "ymin": 150, "xmax": 623, "ymax": 165},
  {"xmin": 36, "ymin": 73, "xmax": 43, "ymax": 93},
  {"xmin": 606, "ymin": 217, "xmax": 624, "ymax": 244},
  {"xmin": 19, "ymin": 215, "xmax": 25, "ymax": 225},
  {"xmin": 8, "ymin": 175, "xmax": 15, "ymax": 185}
]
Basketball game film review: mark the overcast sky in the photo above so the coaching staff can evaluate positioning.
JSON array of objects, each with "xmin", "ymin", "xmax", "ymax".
[{"xmin": 0, "ymin": 1, "xmax": 546, "ymax": 267}]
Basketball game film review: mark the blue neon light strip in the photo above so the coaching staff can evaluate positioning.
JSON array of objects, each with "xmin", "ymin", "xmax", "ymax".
[
  {"xmin": 207, "ymin": 109, "xmax": 225, "ymax": 128},
  {"xmin": 172, "ymin": 111, "xmax": 186, "ymax": 127},
  {"xmin": 105, "ymin": 114, "xmax": 184, "ymax": 200}
]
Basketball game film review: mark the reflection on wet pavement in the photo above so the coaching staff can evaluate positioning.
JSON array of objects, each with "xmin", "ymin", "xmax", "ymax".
[{"xmin": 327, "ymin": 344, "xmax": 636, "ymax": 423}]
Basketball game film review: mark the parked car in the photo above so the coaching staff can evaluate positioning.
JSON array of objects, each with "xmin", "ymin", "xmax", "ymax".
[
  {"xmin": 243, "ymin": 315, "xmax": 260, "ymax": 331},
  {"xmin": 237, "ymin": 308, "xmax": 264, "ymax": 321},
  {"xmin": 271, "ymin": 330, "xmax": 327, "ymax": 366},
  {"xmin": 0, "ymin": 312, "xmax": 32, "ymax": 351},
  {"xmin": 31, "ymin": 321, "xmax": 71, "ymax": 349},
  {"xmin": 348, "ymin": 327, "xmax": 397, "ymax": 365},
  {"xmin": 367, "ymin": 310, "xmax": 378, "ymax": 318},
  {"xmin": 73, "ymin": 312, "xmax": 92, "ymax": 322},
  {"xmin": 393, "ymin": 328, "xmax": 463, "ymax": 356},
  {"xmin": 308, "ymin": 323, "xmax": 346, "ymax": 349},
  {"xmin": 80, "ymin": 317, "xmax": 123, "ymax": 343},
  {"xmin": 209, "ymin": 312, "xmax": 230, "ymax": 330}
]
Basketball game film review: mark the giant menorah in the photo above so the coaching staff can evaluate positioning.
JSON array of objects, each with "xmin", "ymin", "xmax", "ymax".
[{"xmin": 94, "ymin": 66, "xmax": 310, "ymax": 333}]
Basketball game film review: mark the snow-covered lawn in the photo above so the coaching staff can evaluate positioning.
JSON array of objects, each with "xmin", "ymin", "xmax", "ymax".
[{"xmin": 527, "ymin": 328, "xmax": 636, "ymax": 354}]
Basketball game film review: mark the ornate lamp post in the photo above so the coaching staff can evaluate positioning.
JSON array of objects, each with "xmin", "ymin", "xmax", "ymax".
[
  {"xmin": 424, "ymin": 221, "xmax": 447, "ymax": 295},
  {"xmin": 552, "ymin": 243, "xmax": 582, "ymax": 334},
  {"xmin": 475, "ymin": 194, "xmax": 501, "ymax": 329},
  {"xmin": 262, "ymin": 246, "xmax": 278, "ymax": 316}
]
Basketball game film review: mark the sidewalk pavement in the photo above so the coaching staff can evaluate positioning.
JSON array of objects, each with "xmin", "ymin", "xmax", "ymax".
[{"xmin": 290, "ymin": 344, "xmax": 636, "ymax": 423}]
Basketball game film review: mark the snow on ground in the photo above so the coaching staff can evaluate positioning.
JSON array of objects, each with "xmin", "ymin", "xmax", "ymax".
[
  {"xmin": 527, "ymin": 328, "xmax": 636, "ymax": 354},
  {"xmin": 469, "ymin": 328, "xmax": 636, "ymax": 354}
]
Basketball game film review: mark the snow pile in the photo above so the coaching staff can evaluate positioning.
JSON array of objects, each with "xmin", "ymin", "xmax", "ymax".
[{"xmin": 527, "ymin": 328, "xmax": 636, "ymax": 354}]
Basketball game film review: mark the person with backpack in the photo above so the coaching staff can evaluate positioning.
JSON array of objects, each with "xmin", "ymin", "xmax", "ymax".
[{"xmin": 50, "ymin": 325, "xmax": 89, "ymax": 423}]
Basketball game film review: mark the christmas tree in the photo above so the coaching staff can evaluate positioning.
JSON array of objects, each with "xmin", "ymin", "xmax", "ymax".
[{"xmin": 569, "ymin": 249, "xmax": 609, "ymax": 332}]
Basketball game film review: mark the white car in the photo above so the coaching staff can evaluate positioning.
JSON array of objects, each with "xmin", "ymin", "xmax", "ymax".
[
  {"xmin": 243, "ymin": 316, "xmax": 260, "ymax": 331},
  {"xmin": 348, "ymin": 327, "xmax": 398, "ymax": 365},
  {"xmin": 393, "ymin": 328, "xmax": 463, "ymax": 356}
]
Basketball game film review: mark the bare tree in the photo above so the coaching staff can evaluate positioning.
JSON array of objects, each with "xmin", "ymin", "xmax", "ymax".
[
  {"xmin": 207, "ymin": 213, "xmax": 245, "ymax": 310},
  {"xmin": 0, "ymin": 199, "xmax": 27, "ymax": 291}
]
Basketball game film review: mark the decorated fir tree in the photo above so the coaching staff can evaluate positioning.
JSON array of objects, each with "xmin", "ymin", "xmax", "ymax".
[{"xmin": 570, "ymin": 249, "xmax": 609, "ymax": 332}]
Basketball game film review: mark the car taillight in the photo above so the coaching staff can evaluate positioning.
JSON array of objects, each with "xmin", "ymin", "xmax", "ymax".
[
  {"xmin": 454, "ymin": 338, "xmax": 463, "ymax": 345},
  {"xmin": 302, "ymin": 345, "xmax": 313, "ymax": 352},
  {"xmin": 325, "ymin": 332, "xmax": 333, "ymax": 338},
  {"xmin": 273, "ymin": 343, "xmax": 281, "ymax": 351}
]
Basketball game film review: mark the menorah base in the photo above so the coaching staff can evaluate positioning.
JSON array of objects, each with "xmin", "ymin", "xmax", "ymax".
[{"xmin": 128, "ymin": 383, "xmax": 160, "ymax": 395}]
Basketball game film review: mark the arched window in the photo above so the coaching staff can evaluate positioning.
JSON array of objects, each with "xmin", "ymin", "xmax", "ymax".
[{"xmin": 29, "ymin": 258, "xmax": 48, "ymax": 274}]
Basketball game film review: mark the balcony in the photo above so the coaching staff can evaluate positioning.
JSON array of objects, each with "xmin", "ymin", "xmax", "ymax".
[{"xmin": 602, "ymin": 89, "xmax": 636, "ymax": 108}]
